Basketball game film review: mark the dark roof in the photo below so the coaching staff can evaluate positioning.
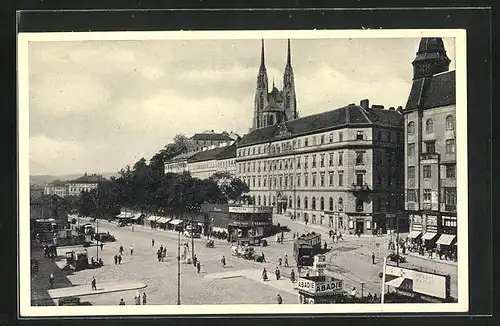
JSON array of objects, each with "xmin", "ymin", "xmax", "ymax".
[
  {"xmin": 70, "ymin": 174, "xmax": 108, "ymax": 183},
  {"xmin": 188, "ymin": 146, "xmax": 229, "ymax": 163},
  {"xmin": 216, "ymin": 143, "xmax": 237, "ymax": 160},
  {"xmin": 191, "ymin": 133, "xmax": 233, "ymax": 141},
  {"xmin": 238, "ymin": 104, "xmax": 403, "ymax": 147},
  {"xmin": 48, "ymin": 180, "xmax": 67, "ymax": 187},
  {"xmin": 168, "ymin": 151, "xmax": 198, "ymax": 162},
  {"xmin": 405, "ymin": 70, "xmax": 455, "ymax": 111}
]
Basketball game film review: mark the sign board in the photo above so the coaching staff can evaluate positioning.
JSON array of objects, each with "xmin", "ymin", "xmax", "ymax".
[
  {"xmin": 313, "ymin": 255, "xmax": 327, "ymax": 269},
  {"xmin": 426, "ymin": 215, "xmax": 438, "ymax": 226},
  {"xmin": 385, "ymin": 265, "xmax": 449, "ymax": 299},
  {"xmin": 296, "ymin": 277, "xmax": 343, "ymax": 295},
  {"xmin": 229, "ymin": 206, "xmax": 273, "ymax": 214},
  {"xmin": 229, "ymin": 220, "xmax": 272, "ymax": 227}
]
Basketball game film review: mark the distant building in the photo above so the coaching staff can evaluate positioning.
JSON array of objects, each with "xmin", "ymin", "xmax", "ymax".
[
  {"xmin": 67, "ymin": 173, "xmax": 108, "ymax": 196},
  {"xmin": 44, "ymin": 180, "xmax": 68, "ymax": 197},
  {"xmin": 236, "ymin": 100, "xmax": 405, "ymax": 235},
  {"xmin": 403, "ymin": 38, "xmax": 457, "ymax": 251},
  {"xmin": 186, "ymin": 131, "xmax": 236, "ymax": 153},
  {"xmin": 164, "ymin": 151, "xmax": 199, "ymax": 175}
]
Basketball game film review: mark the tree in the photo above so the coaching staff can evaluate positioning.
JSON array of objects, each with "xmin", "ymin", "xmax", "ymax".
[
  {"xmin": 149, "ymin": 133, "xmax": 189, "ymax": 172},
  {"xmin": 78, "ymin": 190, "xmax": 96, "ymax": 217},
  {"xmin": 209, "ymin": 171, "xmax": 250, "ymax": 203}
]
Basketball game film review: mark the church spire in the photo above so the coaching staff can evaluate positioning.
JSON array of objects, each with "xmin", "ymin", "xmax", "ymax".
[
  {"xmin": 256, "ymin": 39, "xmax": 268, "ymax": 89},
  {"xmin": 286, "ymin": 38, "xmax": 292, "ymax": 67},
  {"xmin": 412, "ymin": 37, "xmax": 450, "ymax": 80},
  {"xmin": 260, "ymin": 39, "xmax": 266, "ymax": 71}
]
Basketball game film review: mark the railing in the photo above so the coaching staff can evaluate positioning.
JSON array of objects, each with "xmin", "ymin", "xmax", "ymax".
[
  {"xmin": 349, "ymin": 183, "xmax": 370, "ymax": 192},
  {"xmin": 420, "ymin": 153, "xmax": 439, "ymax": 160}
]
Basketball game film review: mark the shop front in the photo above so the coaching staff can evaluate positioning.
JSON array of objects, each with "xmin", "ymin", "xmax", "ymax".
[
  {"xmin": 296, "ymin": 275, "xmax": 345, "ymax": 304},
  {"xmin": 347, "ymin": 213, "xmax": 373, "ymax": 235},
  {"xmin": 422, "ymin": 214, "xmax": 439, "ymax": 249}
]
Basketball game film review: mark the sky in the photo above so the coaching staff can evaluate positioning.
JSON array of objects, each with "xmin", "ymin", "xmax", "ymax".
[{"xmin": 27, "ymin": 36, "xmax": 455, "ymax": 176}]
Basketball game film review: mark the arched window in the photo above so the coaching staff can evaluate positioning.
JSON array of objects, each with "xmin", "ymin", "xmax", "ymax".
[
  {"xmin": 329, "ymin": 197, "xmax": 334, "ymax": 211},
  {"xmin": 446, "ymin": 115, "xmax": 455, "ymax": 130},
  {"xmin": 312, "ymin": 197, "xmax": 316, "ymax": 210},
  {"xmin": 338, "ymin": 197, "xmax": 344, "ymax": 211},
  {"xmin": 304, "ymin": 196, "xmax": 308, "ymax": 209},
  {"xmin": 426, "ymin": 119, "xmax": 434, "ymax": 133},
  {"xmin": 297, "ymin": 196, "xmax": 301, "ymax": 209},
  {"xmin": 289, "ymin": 197, "xmax": 293, "ymax": 208},
  {"xmin": 320, "ymin": 197, "xmax": 325, "ymax": 211},
  {"xmin": 407, "ymin": 121, "xmax": 415, "ymax": 135}
]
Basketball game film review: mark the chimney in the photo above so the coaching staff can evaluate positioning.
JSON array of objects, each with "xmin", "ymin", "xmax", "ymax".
[
  {"xmin": 396, "ymin": 106, "xmax": 403, "ymax": 114},
  {"xmin": 360, "ymin": 99, "xmax": 369, "ymax": 110},
  {"xmin": 389, "ymin": 107, "xmax": 395, "ymax": 111}
]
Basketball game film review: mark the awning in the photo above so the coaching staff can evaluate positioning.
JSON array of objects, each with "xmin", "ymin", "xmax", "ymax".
[
  {"xmin": 436, "ymin": 234, "xmax": 456, "ymax": 246},
  {"xmin": 385, "ymin": 277, "xmax": 405, "ymax": 288},
  {"xmin": 422, "ymin": 232, "xmax": 438, "ymax": 241},
  {"xmin": 157, "ymin": 217, "xmax": 172, "ymax": 224},
  {"xmin": 407, "ymin": 231, "xmax": 422, "ymax": 239},
  {"xmin": 169, "ymin": 219, "xmax": 183, "ymax": 225},
  {"xmin": 131, "ymin": 213, "xmax": 143, "ymax": 220}
]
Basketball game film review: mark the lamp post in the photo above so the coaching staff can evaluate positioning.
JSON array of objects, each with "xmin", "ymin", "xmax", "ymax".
[
  {"xmin": 360, "ymin": 282, "xmax": 365, "ymax": 298},
  {"xmin": 95, "ymin": 218, "xmax": 99, "ymax": 262},
  {"xmin": 177, "ymin": 229, "xmax": 181, "ymax": 305},
  {"xmin": 396, "ymin": 210, "xmax": 400, "ymax": 267}
]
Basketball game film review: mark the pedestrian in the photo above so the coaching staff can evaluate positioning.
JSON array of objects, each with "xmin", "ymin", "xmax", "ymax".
[
  {"xmin": 162, "ymin": 248, "xmax": 166, "ymax": 262},
  {"xmin": 372, "ymin": 252, "xmax": 376, "ymax": 264},
  {"xmin": 193, "ymin": 254, "xmax": 197, "ymax": 267},
  {"xmin": 293, "ymin": 233, "xmax": 296, "ymax": 240},
  {"xmin": 91, "ymin": 257, "xmax": 95, "ymax": 267},
  {"xmin": 119, "ymin": 298, "xmax": 126, "ymax": 305},
  {"xmin": 91, "ymin": 277, "xmax": 97, "ymax": 290},
  {"xmin": 196, "ymin": 261, "xmax": 201, "ymax": 274},
  {"xmin": 275, "ymin": 267, "xmax": 281, "ymax": 280},
  {"xmin": 351, "ymin": 287, "xmax": 357, "ymax": 298},
  {"xmin": 262, "ymin": 268, "xmax": 268, "ymax": 281},
  {"xmin": 339, "ymin": 231, "xmax": 343, "ymax": 240},
  {"xmin": 160, "ymin": 245, "xmax": 163, "ymax": 253},
  {"xmin": 49, "ymin": 273, "xmax": 54, "ymax": 289},
  {"xmin": 134, "ymin": 293, "xmax": 140, "ymax": 305},
  {"xmin": 290, "ymin": 269, "xmax": 296, "ymax": 283},
  {"xmin": 261, "ymin": 252, "xmax": 266, "ymax": 262},
  {"xmin": 142, "ymin": 292, "xmax": 147, "ymax": 305},
  {"xmin": 100, "ymin": 243, "xmax": 104, "ymax": 251},
  {"xmin": 114, "ymin": 254, "xmax": 118, "ymax": 265},
  {"xmin": 276, "ymin": 294, "xmax": 283, "ymax": 304},
  {"xmin": 157, "ymin": 250, "xmax": 162, "ymax": 262},
  {"xmin": 118, "ymin": 254, "xmax": 122, "ymax": 264},
  {"xmin": 275, "ymin": 234, "xmax": 280, "ymax": 243},
  {"xmin": 130, "ymin": 245, "xmax": 134, "ymax": 255},
  {"xmin": 221, "ymin": 255, "xmax": 226, "ymax": 268},
  {"xmin": 428, "ymin": 248, "xmax": 433, "ymax": 259},
  {"xmin": 284, "ymin": 255, "xmax": 289, "ymax": 267},
  {"xmin": 278, "ymin": 255, "xmax": 282, "ymax": 266},
  {"xmin": 324, "ymin": 242, "xmax": 327, "ymax": 250},
  {"xmin": 373, "ymin": 293, "xmax": 379, "ymax": 303},
  {"xmin": 119, "ymin": 245, "xmax": 124, "ymax": 255},
  {"xmin": 152, "ymin": 239, "xmax": 155, "ymax": 247}
]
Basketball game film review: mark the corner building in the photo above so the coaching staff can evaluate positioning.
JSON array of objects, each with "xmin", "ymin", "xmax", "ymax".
[
  {"xmin": 403, "ymin": 38, "xmax": 457, "ymax": 253},
  {"xmin": 236, "ymin": 100, "xmax": 405, "ymax": 235}
]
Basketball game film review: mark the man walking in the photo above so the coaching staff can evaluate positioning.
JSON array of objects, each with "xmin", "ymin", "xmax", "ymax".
[
  {"xmin": 276, "ymin": 294, "xmax": 283, "ymax": 304},
  {"xmin": 278, "ymin": 255, "xmax": 282, "ymax": 267},
  {"xmin": 114, "ymin": 254, "xmax": 118, "ymax": 265},
  {"xmin": 118, "ymin": 254, "xmax": 122, "ymax": 264},
  {"xmin": 100, "ymin": 243, "xmax": 104, "ymax": 251},
  {"xmin": 130, "ymin": 245, "xmax": 134, "ymax": 255},
  {"xmin": 49, "ymin": 274, "xmax": 54, "ymax": 289},
  {"xmin": 372, "ymin": 252, "xmax": 376, "ymax": 264},
  {"xmin": 142, "ymin": 292, "xmax": 147, "ymax": 305},
  {"xmin": 196, "ymin": 260, "xmax": 201, "ymax": 274},
  {"xmin": 284, "ymin": 255, "xmax": 289, "ymax": 268},
  {"xmin": 91, "ymin": 277, "xmax": 97, "ymax": 291},
  {"xmin": 119, "ymin": 245, "xmax": 124, "ymax": 255},
  {"xmin": 221, "ymin": 255, "xmax": 226, "ymax": 268},
  {"xmin": 152, "ymin": 239, "xmax": 155, "ymax": 247},
  {"xmin": 119, "ymin": 298, "xmax": 126, "ymax": 305}
]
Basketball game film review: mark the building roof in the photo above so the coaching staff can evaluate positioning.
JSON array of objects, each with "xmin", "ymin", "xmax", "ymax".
[
  {"xmin": 188, "ymin": 146, "xmax": 230, "ymax": 163},
  {"xmin": 190, "ymin": 133, "xmax": 233, "ymax": 141},
  {"xmin": 238, "ymin": 104, "xmax": 403, "ymax": 147},
  {"xmin": 70, "ymin": 174, "xmax": 108, "ymax": 183},
  {"xmin": 216, "ymin": 143, "xmax": 237, "ymax": 160},
  {"xmin": 405, "ymin": 70, "xmax": 455, "ymax": 111},
  {"xmin": 168, "ymin": 151, "xmax": 199, "ymax": 163}
]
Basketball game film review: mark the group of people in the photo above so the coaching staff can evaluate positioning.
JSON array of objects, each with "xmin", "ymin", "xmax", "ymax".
[
  {"xmin": 156, "ymin": 244, "xmax": 167, "ymax": 262},
  {"xmin": 328, "ymin": 230, "xmax": 344, "ymax": 243},
  {"xmin": 119, "ymin": 292, "xmax": 147, "ymax": 305},
  {"xmin": 275, "ymin": 232, "xmax": 285, "ymax": 244}
]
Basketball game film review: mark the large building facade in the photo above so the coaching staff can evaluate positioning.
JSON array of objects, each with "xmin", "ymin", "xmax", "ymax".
[
  {"xmin": 236, "ymin": 100, "xmax": 405, "ymax": 235},
  {"xmin": 404, "ymin": 38, "xmax": 457, "ymax": 251},
  {"xmin": 66, "ymin": 173, "xmax": 108, "ymax": 196},
  {"xmin": 186, "ymin": 131, "xmax": 238, "ymax": 153},
  {"xmin": 44, "ymin": 180, "xmax": 69, "ymax": 197},
  {"xmin": 251, "ymin": 39, "xmax": 298, "ymax": 131}
]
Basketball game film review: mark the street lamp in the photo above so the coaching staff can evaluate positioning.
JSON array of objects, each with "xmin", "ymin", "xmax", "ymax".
[
  {"xmin": 95, "ymin": 218, "xmax": 99, "ymax": 262},
  {"xmin": 396, "ymin": 210, "xmax": 400, "ymax": 267},
  {"xmin": 360, "ymin": 282, "xmax": 365, "ymax": 298}
]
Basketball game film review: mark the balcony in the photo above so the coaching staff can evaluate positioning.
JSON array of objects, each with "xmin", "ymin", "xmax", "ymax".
[
  {"xmin": 420, "ymin": 153, "xmax": 439, "ymax": 160},
  {"xmin": 422, "ymin": 202, "xmax": 432, "ymax": 210},
  {"xmin": 349, "ymin": 183, "xmax": 370, "ymax": 192}
]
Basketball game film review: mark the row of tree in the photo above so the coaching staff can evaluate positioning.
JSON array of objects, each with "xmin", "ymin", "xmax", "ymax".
[{"xmin": 72, "ymin": 134, "xmax": 250, "ymax": 218}]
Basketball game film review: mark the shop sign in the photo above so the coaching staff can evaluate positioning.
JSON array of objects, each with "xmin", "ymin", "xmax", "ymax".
[
  {"xmin": 385, "ymin": 265, "xmax": 448, "ymax": 299},
  {"xmin": 296, "ymin": 278, "xmax": 343, "ymax": 294},
  {"xmin": 426, "ymin": 215, "xmax": 438, "ymax": 226},
  {"xmin": 229, "ymin": 206, "xmax": 273, "ymax": 214},
  {"xmin": 229, "ymin": 220, "xmax": 271, "ymax": 227}
]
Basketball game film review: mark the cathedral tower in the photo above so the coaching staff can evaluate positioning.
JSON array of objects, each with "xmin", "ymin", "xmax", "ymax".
[
  {"xmin": 411, "ymin": 37, "xmax": 451, "ymax": 80},
  {"xmin": 252, "ymin": 40, "xmax": 269, "ymax": 130},
  {"xmin": 282, "ymin": 39, "xmax": 298, "ymax": 121}
]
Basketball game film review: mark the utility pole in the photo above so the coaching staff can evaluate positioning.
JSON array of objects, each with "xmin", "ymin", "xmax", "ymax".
[
  {"xmin": 396, "ymin": 210, "xmax": 400, "ymax": 267},
  {"xmin": 177, "ymin": 229, "xmax": 181, "ymax": 305}
]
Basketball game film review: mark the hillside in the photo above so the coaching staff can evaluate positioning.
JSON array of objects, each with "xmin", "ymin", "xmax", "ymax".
[{"xmin": 30, "ymin": 172, "xmax": 120, "ymax": 187}]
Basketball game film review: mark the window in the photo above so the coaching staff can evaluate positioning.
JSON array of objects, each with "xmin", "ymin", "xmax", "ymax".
[
  {"xmin": 284, "ymin": 176, "xmax": 288, "ymax": 188},
  {"xmin": 279, "ymin": 176, "xmax": 283, "ymax": 188},
  {"xmin": 329, "ymin": 153, "xmax": 333, "ymax": 166},
  {"xmin": 320, "ymin": 172, "xmax": 325, "ymax": 186},
  {"xmin": 338, "ymin": 152, "xmax": 343, "ymax": 166},
  {"xmin": 312, "ymin": 155, "xmax": 317, "ymax": 168},
  {"xmin": 312, "ymin": 197, "xmax": 316, "ymax": 210},
  {"xmin": 252, "ymin": 148, "xmax": 255, "ymax": 155},
  {"xmin": 355, "ymin": 198, "xmax": 363, "ymax": 212},
  {"xmin": 339, "ymin": 132, "xmax": 343, "ymax": 142},
  {"xmin": 294, "ymin": 174, "xmax": 300, "ymax": 187},
  {"xmin": 279, "ymin": 160, "xmax": 283, "ymax": 170},
  {"xmin": 329, "ymin": 133, "xmax": 334, "ymax": 143},
  {"xmin": 258, "ymin": 162, "xmax": 261, "ymax": 172},
  {"xmin": 446, "ymin": 165, "xmax": 456, "ymax": 178},
  {"xmin": 289, "ymin": 197, "xmax": 293, "ymax": 209},
  {"xmin": 426, "ymin": 119, "xmax": 434, "ymax": 133},
  {"xmin": 304, "ymin": 196, "xmax": 308, "ymax": 209},
  {"xmin": 263, "ymin": 161, "xmax": 266, "ymax": 171},
  {"xmin": 355, "ymin": 151, "xmax": 364, "ymax": 165},
  {"xmin": 408, "ymin": 121, "xmax": 416, "ymax": 135},
  {"xmin": 408, "ymin": 166, "xmax": 415, "ymax": 186},
  {"xmin": 304, "ymin": 156, "xmax": 308, "ymax": 169},
  {"xmin": 284, "ymin": 159, "xmax": 288, "ymax": 169},
  {"xmin": 338, "ymin": 171, "xmax": 344, "ymax": 186},
  {"xmin": 320, "ymin": 135, "xmax": 325, "ymax": 144},
  {"xmin": 312, "ymin": 137, "xmax": 317, "ymax": 146},
  {"xmin": 304, "ymin": 138, "xmax": 309, "ymax": 147},
  {"xmin": 444, "ymin": 187, "xmax": 457, "ymax": 207},
  {"xmin": 329, "ymin": 197, "xmax": 334, "ymax": 211},
  {"xmin": 297, "ymin": 139, "xmax": 301, "ymax": 147},
  {"xmin": 446, "ymin": 139, "xmax": 455, "ymax": 154},
  {"xmin": 320, "ymin": 197, "xmax": 325, "ymax": 211},
  {"xmin": 423, "ymin": 189, "xmax": 432, "ymax": 202},
  {"xmin": 297, "ymin": 156, "xmax": 301, "ymax": 168},
  {"xmin": 258, "ymin": 177, "xmax": 261, "ymax": 187},
  {"xmin": 425, "ymin": 141, "xmax": 436, "ymax": 153},
  {"xmin": 356, "ymin": 173, "xmax": 364, "ymax": 185},
  {"xmin": 252, "ymin": 162, "xmax": 255, "ymax": 172},
  {"xmin": 356, "ymin": 131, "xmax": 364, "ymax": 140},
  {"xmin": 446, "ymin": 115, "xmax": 455, "ymax": 130},
  {"xmin": 263, "ymin": 195, "xmax": 267, "ymax": 206},
  {"xmin": 252, "ymin": 177, "xmax": 256, "ymax": 187},
  {"xmin": 263, "ymin": 176, "xmax": 267, "ymax": 187},
  {"xmin": 273, "ymin": 177, "xmax": 276, "ymax": 188},
  {"xmin": 329, "ymin": 172, "xmax": 334, "ymax": 186},
  {"xmin": 304, "ymin": 173, "xmax": 309, "ymax": 186},
  {"xmin": 312, "ymin": 172, "xmax": 317, "ymax": 186},
  {"xmin": 297, "ymin": 196, "xmax": 301, "ymax": 209},
  {"xmin": 423, "ymin": 165, "xmax": 432, "ymax": 178},
  {"xmin": 320, "ymin": 154, "xmax": 325, "ymax": 167},
  {"xmin": 387, "ymin": 131, "xmax": 392, "ymax": 142},
  {"xmin": 257, "ymin": 196, "xmax": 261, "ymax": 206},
  {"xmin": 407, "ymin": 189, "xmax": 418, "ymax": 202},
  {"xmin": 408, "ymin": 143, "xmax": 415, "ymax": 156}
]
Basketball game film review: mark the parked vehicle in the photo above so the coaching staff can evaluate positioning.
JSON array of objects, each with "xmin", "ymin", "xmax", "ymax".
[
  {"xmin": 94, "ymin": 232, "xmax": 116, "ymax": 242},
  {"xmin": 64, "ymin": 249, "xmax": 89, "ymax": 271},
  {"xmin": 183, "ymin": 230, "xmax": 201, "ymax": 238},
  {"xmin": 387, "ymin": 252, "xmax": 406, "ymax": 263},
  {"xmin": 117, "ymin": 221, "xmax": 127, "ymax": 227},
  {"xmin": 293, "ymin": 232, "xmax": 322, "ymax": 266},
  {"xmin": 205, "ymin": 240, "xmax": 214, "ymax": 248}
]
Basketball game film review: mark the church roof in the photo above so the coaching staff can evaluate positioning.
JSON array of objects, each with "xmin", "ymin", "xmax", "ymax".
[
  {"xmin": 238, "ymin": 104, "xmax": 403, "ymax": 147},
  {"xmin": 405, "ymin": 70, "xmax": 455, "ymax": 111}
]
